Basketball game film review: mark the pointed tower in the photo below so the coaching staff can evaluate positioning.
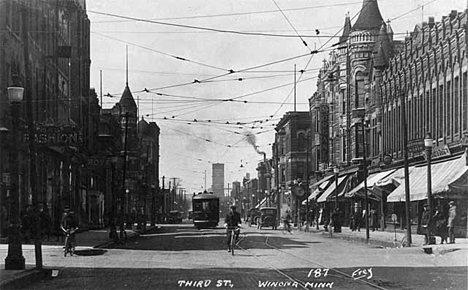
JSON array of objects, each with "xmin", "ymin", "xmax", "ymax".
[
  {"xmin": 373, "ymin": 22, "xmax": 394, "ymax": 69},
  {"xmin": 119, "ymin": 47, "xmax": 137, "ymax": 116},
  {"xmin": 340, "ymin": 13, "xmax": 352, "ymax": 43},
  {"xmin": 352, "ymin": 0, "xmax": 384, "ymax": 31}
]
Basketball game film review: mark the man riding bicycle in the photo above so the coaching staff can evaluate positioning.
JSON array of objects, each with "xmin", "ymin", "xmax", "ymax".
[
  {"xmin": 224, "ymin": 205, "xmax": 241, "ymax": 252},
  {"xmin": 61, "ymin": 210, "xmax": 78, "ymax": 254}
]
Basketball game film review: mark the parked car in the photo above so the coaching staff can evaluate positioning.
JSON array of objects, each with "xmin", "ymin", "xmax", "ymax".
[{"xmin": 168, "ymin": 210, "xmax": 183, "ymax": 223}]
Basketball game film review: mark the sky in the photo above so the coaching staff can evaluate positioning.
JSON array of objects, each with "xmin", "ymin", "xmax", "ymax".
[{"xmin": 86, "ymin": 0, "xmax": 467, "ymax": 194}]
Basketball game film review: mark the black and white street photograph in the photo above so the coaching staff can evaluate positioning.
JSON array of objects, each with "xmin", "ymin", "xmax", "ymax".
[{"xmin": 1, "ymin": 0, "xmax": 468, "ymax": 289}]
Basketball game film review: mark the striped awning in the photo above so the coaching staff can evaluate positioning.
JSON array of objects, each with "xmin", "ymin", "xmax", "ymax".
[
  {"xmin": 317, "ymin": 176, "xmax": 347, "ymax": 203},
  {"xmin": 302, "ymin": 180, "xmax": 332, "ymax": 205},
  {"xmin": 310, "ymin": 175, "xmax": 334, "ymax": 188},
  {"xmin": 387, "ymin": 153, "xmax": 468, "ymax": 202},
  {"xmin": 346, "ymin": 169, "xmax": 396, "ymax": 198}
]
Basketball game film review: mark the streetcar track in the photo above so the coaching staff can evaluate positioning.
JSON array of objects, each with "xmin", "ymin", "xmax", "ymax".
[
  {"xmin": 264, "ymin": 235, "xmax": 390, "ymax": 290},
  {"xmin": 234, "ymin": 233, "xmax": 390, "ymax": 290}
]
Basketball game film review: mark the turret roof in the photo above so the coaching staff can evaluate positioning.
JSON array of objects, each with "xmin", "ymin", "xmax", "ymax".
[
  {"xmin": 373, "ymin": 22, "xmax": 393, "ymax": 68},
  {"xmin": 119, "ymin": 85, "xmax": 137, "ymax": 111},
  {"xmin": 352, "ymin": 0, "xmax": 384, "ymax": 31},
  {"xmin": 340, "ymin": 14, "xmax": 352, "ymax": 43}
]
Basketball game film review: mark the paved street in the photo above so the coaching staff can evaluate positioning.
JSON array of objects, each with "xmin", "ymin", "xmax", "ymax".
[{"xmin": 1, "ymin": 221, "xmax": 467, "ymax": 290}]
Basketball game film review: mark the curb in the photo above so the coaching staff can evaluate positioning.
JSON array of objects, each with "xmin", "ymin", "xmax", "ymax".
[
  {"xmin": 0, "ymin": 268, "xmax": 52, "ymax": 290},
  {"xmin": 320, "ymin": 231, "xmax": 423, "ymax": 248},
  {"xmin": 93, "ymin": 226, "xmax": 160, "ymax": 249}
]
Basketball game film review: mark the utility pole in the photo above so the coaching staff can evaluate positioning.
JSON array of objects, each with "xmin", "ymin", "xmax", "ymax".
[
  {"xmin": 120, "ymin": 112, "xmax": 129, "ymax": 240},
  {"xmin": 171, "ymin": 178, "xmax": 177, "ymax": 211},
  {"xmin": 22, "ymin": 6, "xmax": 42, "ymax": 269},
  {"xmin": 401, "ymin": 89, "xmax": 412, "ymax": 246},
  {"xmin": 162, "ymin": 176, "xmax": 166, "ymax": 219},
  {"xmin": 294, "ymin": 64, "xmax": 297, "ymax": 112}
]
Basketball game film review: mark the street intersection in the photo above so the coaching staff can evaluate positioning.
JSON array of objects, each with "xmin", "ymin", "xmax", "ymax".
[{"xmin": 1, "ymin": 222, "xmax": 467, "ymax": 289}]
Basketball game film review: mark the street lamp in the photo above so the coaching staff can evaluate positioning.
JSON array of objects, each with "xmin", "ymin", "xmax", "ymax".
[
  {"xmin": 333, "ymin": 167, "xmax": 339, "ymax": 208},
  {"xmin": 5, "ymin": 77, "xmax": 26, "ymax": 270},
  {"xmin": 305, "ymin": 134, "xmax": 310, "ymax": 231},
  {"xmin": 352, "ymin": 108, "xmax": 369, "ymax": 243},
  {"xmin": 424, "ymin": 133, "xmax": 433, "ymax": 218}
]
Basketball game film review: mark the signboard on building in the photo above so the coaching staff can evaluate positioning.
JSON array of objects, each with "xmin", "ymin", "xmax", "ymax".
[
  {"xmin": 24, "ymin": 125, "xmax": 83, "ymax": 147},
  {"xmin": 407, "ymin": 138, "xmax": 424, "ymax": 154}
]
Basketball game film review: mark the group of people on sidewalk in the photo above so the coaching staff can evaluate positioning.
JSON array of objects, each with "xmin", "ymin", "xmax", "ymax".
[{"xmin": 421, "ymin": 201, "xmax": 457, "ymax": 245}]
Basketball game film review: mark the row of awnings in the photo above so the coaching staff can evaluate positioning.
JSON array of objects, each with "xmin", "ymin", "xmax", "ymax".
[{"xmin": 304, "ymin": 152, "xmax": 468, "ymax": 204}]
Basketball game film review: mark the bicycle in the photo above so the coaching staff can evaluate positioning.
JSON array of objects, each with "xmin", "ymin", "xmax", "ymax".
[
  {"xmin": 227, "ymin": 226, "xmax": 240, "ymax": 256},
  {"xmin": 396, "ymin": 234, "xmax": 408, "ymax": 248},
  {"xmin": 63, "ymin": 227, "xmax": 77, "ymax": 257},
  {"xmin": 282, "ymin": 219, "xmax": 292, "ymax": 234}
]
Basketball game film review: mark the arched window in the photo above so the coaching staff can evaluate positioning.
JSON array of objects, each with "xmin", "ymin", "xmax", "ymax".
[{"xmin": 298, "ymin": 133, "xmax": 305, "ymax": 151}]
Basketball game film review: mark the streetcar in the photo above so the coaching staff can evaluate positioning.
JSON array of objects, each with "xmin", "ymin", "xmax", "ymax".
[{"xmin": 192, "ymin": 192, "xmax": 220, "ymax": 229}]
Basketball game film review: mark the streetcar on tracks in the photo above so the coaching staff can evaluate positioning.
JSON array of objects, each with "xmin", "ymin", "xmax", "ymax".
[{"xmin": 192, "ymin": 192, "xmax": 219, "ymax": 229}]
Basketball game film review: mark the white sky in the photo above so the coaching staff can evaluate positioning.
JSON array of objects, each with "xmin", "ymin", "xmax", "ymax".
[{"xmin": 86, "ymin": 0, "xmax": 467, "ymax": 194}]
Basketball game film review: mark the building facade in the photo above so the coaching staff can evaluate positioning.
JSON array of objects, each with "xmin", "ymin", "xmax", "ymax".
[
  {"xmin": 274, "ymin": 111, "xmax": 313, "ymax": 223},
  {"xmin": 312, "ymin": 0, "xmax": 468, "ymax": 236},
  {"xmin": 0, "ymin": 0, "xmax": 96, "ymax": 235}
]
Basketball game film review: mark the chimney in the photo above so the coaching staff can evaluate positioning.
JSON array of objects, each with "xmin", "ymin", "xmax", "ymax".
[
  {"xmin": 449, "ymin": 10, "xmax": 457, "ymax": 20},
  {"xmin": 428, "ymin": 17, "xmax": 435, "ymax": 28}
]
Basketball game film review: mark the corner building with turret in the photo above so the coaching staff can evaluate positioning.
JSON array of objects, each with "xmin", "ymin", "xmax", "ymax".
[{"xmin": 311, "ymin": 0, "xmax": 468, "ymax": 237}]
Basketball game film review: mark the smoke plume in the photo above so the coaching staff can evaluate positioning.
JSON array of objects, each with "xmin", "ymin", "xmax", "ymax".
[{"xmin": 246, "ymin": 132, "xmax": 266, "ymax": 156}]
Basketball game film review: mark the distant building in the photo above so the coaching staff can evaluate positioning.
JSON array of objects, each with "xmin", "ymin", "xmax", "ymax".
[{"xmin": 212, "ymin": 163, "xmax": 224, "ymax": 197}]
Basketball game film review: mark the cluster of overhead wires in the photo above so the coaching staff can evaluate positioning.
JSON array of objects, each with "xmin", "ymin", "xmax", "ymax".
[{"xmin": 86, "ymin": 0, "xmax": 445, "ymax": 190}]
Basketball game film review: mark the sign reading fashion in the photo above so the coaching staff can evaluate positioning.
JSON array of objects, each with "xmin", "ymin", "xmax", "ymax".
[{"xmin": 24, "ymin": 125, "xmax": 83, "ymax": 147}]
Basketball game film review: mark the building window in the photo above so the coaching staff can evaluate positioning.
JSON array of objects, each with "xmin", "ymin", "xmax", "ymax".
[
  {"xmin": 447, "ymin": 81, "xmax": 451, "ymax": 138},
  {"xmin": 354, "ymin": 72, "xmax": 365, "ymax": 108},
  {"xmin": 298, "ymin": 133, "xmax": 305, "ymax": 151},
  {"xmin": 432, "ymin": 87, "xmax": 436, "ymax": 140},
  {"xmin": 463, "ymin": 72, "xmax": 468, "ymax": 132},
  {"xmin": 438, "ymin": 84, "xmax": 444, "ymax": 139},
  {"xmin": 454, "ymin": 76, "xmax": 459, "ymax": 135}
]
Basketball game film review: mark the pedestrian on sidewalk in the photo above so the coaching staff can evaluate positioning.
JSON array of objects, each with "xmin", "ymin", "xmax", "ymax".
[
  {"xmin": 447, "ymin": 201, "xmax": 457, "ymax": 244},
  {"xmin": 421, "ymin": 204, "xmax": 433, "ymax": 245},
  {"xmin": 370, "ymin": 207, "xmax": 378, "ymax": 232},
  {"xmin": 433, "ymin": 206, "xmax": 448, "ymax": 244},
  {"xmin": 331, "ymin": 208, "xmax": 341, "ymax": 233},
  {"xmin": 39, "ymin": 203, "xmax": 51, "ymax": 241}
]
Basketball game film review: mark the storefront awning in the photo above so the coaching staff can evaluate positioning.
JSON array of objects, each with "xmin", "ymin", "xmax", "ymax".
[
  {"xmin": 317, "ymin": 176, "xmax": 347, "ymax": 203},
  {"xmin": 345, "ymin": 169, "xmax": 396, "ymax": 198},
  {"xmin": 310, "ymin": 175, "xmax": 334, "ymax": 188},
  {"xmin": 302, "ymin": 180, "xmax": 332, "ymax": 205},
  {"xmin": 387, "ymin": 153, "xmax": 468, "ymax": 202},
  {"xmin": 326, "ymin": 177, "xmax": 350, "ymax": 201},
  {"xmin": 255, "ymin": 197, "xmax": 267, "ymax": 208}
]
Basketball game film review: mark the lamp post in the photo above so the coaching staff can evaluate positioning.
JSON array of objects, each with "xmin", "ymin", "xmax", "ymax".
[
  {"xmin": 362, "ymin": 118, "xmax": 370, "ymax": 243},
  {"xmin": 333, "ymin": 167, "xmax": 339, "ymax": 208},
  {"xmin": 424, "ymin": 133, "xmax": 433, "ymax": 219},
  {"xmin": 5, "ymin": 78, "xmax": 26, "ymax": 270},
  {"xmin": 305, "ymin": 134, "xmax": 310, "ymax": 231}
]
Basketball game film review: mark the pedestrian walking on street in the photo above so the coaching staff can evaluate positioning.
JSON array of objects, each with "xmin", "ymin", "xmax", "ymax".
[
  {"xmin": 433, "ymin": 206, "xmax": 448, "ymax": 244},
  {"xmin": 447, "ymin": 201, "xmax": 457, "ymax": 244},
  {"xmin": 370, "ymin": 207, "xmax": 378, "ymax": 232},
  {"xmin": 39, "ymin": 203, "xmax": 52, "ymax": 241},
  {"xmin": 331, "ymin": 208, "xmax": 341, "ymax": 233},
  {"xmin": 21, "ymin": 206, "xmax": 33, "ymax": 243},
  {"xmin": 421, "ymin": 204, "xmax": 433, "ymax": 245}
]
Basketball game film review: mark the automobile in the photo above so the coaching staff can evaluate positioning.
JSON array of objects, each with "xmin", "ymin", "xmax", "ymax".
[
  {"xmin": 168, "ymin": 210, "xmax": 183, "ymax": 223},
  {"xmin": 247, "ymin": 208, "xmax": 261, "ymax": 227},
  {"xmin": 258, "ymin": 207, "xmax": 278, "ymax": 230}
]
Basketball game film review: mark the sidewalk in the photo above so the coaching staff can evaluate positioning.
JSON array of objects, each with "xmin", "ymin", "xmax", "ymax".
[
  {"xmin": 0, "ymin": 226, "xmax": 150, "ymax": 289},
  {"xmin": 293, "ymin": 223, "xmax": 468, "ymax": 250}
]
